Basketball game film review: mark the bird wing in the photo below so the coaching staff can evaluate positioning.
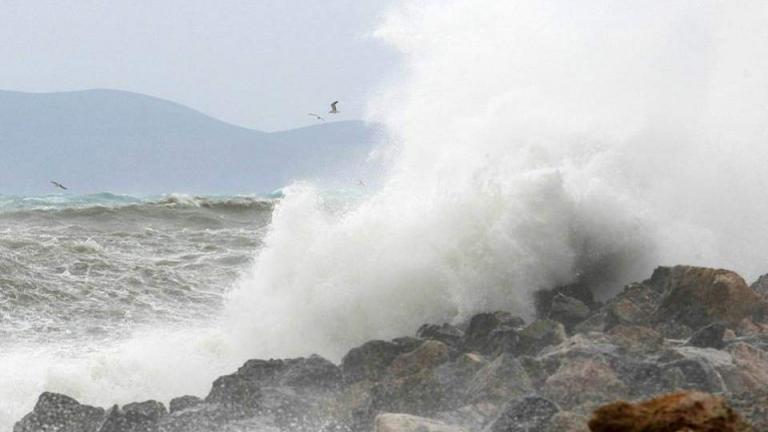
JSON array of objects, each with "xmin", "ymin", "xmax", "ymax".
[{"xmin": 331, "ymin": 101, "xmax": 338, "ymax": 109}]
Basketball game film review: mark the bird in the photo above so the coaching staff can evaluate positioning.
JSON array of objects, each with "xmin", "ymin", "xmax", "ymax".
[
  {"xmin": 308, "ymin": 113, "xmax": 325, "ymax": 121},
  {"xmin": 50, "ymin": 181, "xmax": 68, "ymax": 190},
  {"xmin": 357, "ymin": 179, "xmax": 366, "ymax": 187},
  {"xmin": 329, "ymin": 101, "xmax": 339, "ymax": 114}
]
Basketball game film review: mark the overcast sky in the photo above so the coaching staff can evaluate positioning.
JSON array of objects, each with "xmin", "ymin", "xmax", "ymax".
[{"xmin": 0, "ymin": 0, "xmax": 400, "ymax": 131}]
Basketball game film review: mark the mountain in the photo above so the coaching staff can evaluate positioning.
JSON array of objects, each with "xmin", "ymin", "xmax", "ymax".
[{"xmin": 0, "ymin": 89, "xmax": 380, "ymax": 194}]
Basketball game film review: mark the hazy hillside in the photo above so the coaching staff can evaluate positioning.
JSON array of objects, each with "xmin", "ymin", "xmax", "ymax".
[{"xmin": 0, "ymin": 89, "xmax": 379, "ymax": 194}]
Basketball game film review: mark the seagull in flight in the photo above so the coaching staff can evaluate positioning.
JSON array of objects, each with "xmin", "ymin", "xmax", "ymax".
[
  {"xmin": 329, "ymin": 101, "xmax": 339, "ymax": 114},
  {"xmin": 308, "ymin": 113, "xmax": 325, "ymax": 121},
  {"xmin": 50, "ymin": 181, "xmax": 68, "ymax": 190}
]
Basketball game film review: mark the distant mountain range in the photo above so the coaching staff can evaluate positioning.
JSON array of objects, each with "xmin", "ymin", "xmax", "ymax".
[{"xmin": 0, "ymin": 89, "xmax": 380, "ymax": 194}]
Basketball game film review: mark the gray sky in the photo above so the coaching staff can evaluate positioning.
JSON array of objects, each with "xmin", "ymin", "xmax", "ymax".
[{"xmin": 0, "ymin": 0, "xmax": 400, "ymax": 131}]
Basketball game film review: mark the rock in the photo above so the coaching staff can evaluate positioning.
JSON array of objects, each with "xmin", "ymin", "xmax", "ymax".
[
  {"xmin": 542, "ymin": 357, "xmax": 627, "ymax": 412},
  {"xmin": 99, "ymin": 401, "xmax": 167, "ymax": 432},
  {"xmin": 278, "ymin": 354, "xmax": 341, "ymax": 391},
  {"xmin": 661, "ymin": 356, "xmax": 727, "ymax": 394},
  {"xmin": 548, "ymin": 293, "xmax": 591, "ymax": 330},
  {"xmin": 587, "ymin": 391, "xmax": 753, "ymax": 432},
  {"xmin": 534, "ymin": 282, "xmax": 595, "ymax": 319},
  {"xmin": 653, "ymin": 266, "xmax": 766, "ymax": 329},
  {"xmin": 417, "ymin": 323, "xmax": 464, "ymax": 347},
  {"xmin": 514, "ymin": 319, "xmax": 567, "ymax": 356},
  {"xmin": 463, "ymin": 312, "xmax": 524, "ymax": 354},
  {"xmin": 14, "ymin": 392, "xmax": 105, "ymax": 432},
  {"xmin": 375, "ymin": 413, "xmax": 468, "ymax": 432},
  {"xmin": 603, "ymin": 282, "xmax": 662, "ymax": 329},
  {"xmin": 465, "ymin": 354, "xmax": 532, "ymax": 404},
  {"xmin": 607, "ymin": 324, "xmax": 663, "ymax": 353},
  {"xmin": 548, "ymin": 411, "xmax": 589, "ymax": 432},
  {"xmin": 485, "ymin": 396, "xmax": 560, "ymax": 432},
  {"xmin": 729, "ymin": 391, "xmax": 768, "ymax": 431},
  {"xmin": 724, "ymin": 342, "xmax": 768, "ymax": 394},
  {"xmin": 436, "ymin": 402, "xmax": 500, "ymax": 431},
  {"xmin": 370, "ymin": 341, "xmax": 452, "ymax": 416},
  {"xmin": 341, "ymin": 337, "xmax": 422, "ymax": 384},
  {"xmin": 389, "ymin": 340, "xmax": 450, "ymax": 377},
  {"xmin": 688, "ymin": 323, "xmax": 727, "ymax": 349},
  {"xmin": 168, "ymin": 395, "xmax": 202, "ymax": 413},
  {"xmin": 749, "ymin": 273, "xmax": 768, "ymax": 297}
]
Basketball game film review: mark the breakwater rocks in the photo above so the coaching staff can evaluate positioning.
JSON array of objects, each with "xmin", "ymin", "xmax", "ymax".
[{"xmin": 14, "ymin": 265, "xmax": 768, "ymax": 431}]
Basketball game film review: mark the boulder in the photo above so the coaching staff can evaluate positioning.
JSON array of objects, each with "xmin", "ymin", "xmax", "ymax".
[
  {"xmin": 548, "ymin": 411, "xmax": 590, "ymax": 432},
  {"xmin": 548, "ymin": 293, "xmax": 591, "ymax": 330},
  {"xmin": 417, "ymin": 323, "xmax": 464, "ymax": 347},
  {"xmin": 370, "ymin": 341, "xmax": 452, "ymax": 416},
  {"xmin": 542, "ymin": 357, "xmax": 627, "ymax": 412},
  {"xmin": 749, "ymin": 273, "xmax": 768, "ymax": 297},
  {"xmin": 463, "ymin": 312, "xmax": 524, "ymax": 354},
  {"xmin": 465, "ymin": 354, "xmax": 532, "ymax": 404},
  {"xmin": 485, "ymin": 396, "xmax": 560, "ymax": 432},
  {"xmin": 688, "ymin": 323, "xmax": 727, "ymax": 349},
  {"xmin": 14, "ymin": 392, "xmax": 105, "ymax": 432},
  {"xmin": 724, "ymin": 342, "xmax": 768, "ymax": 394},
  {"xmin": 375, "ymin": 413, "xmax": 468, "ymax": 432},
  {"xmin": 653, "ymin": 266, "xmax": 766, "ymax": 329},
  {"xmin": 99, "ymin": 401, "xmax": 167, "ymax": 432},
  {"xmin": 587, "ymin": 391, "xmax": 753, "ymax": 432},
  {"xmin": 607, "ymin": 325, "xmax": 663, "ymax": 354},
  {"xmin": 168, "ymin": 395, "xmax": 202, "ymax": 413},
  {"xmin": 514, "ymin": 319, "xmax": 567, "ymax": 356},
  {"xmin": 341, "ymin": 338, "xmax": 422, "ymax": 384}
]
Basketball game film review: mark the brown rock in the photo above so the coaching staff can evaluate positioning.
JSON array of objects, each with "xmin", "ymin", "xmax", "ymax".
[
  {"xmin": 542, "ymin": 357, "xmax": 627, "ymax": 412},
  {"xmin": 654, "ymin": 266, "xmax": 766, "ymax": 329},
  {"xmin": 587, "ymin": 391, "xmax": 753, "ymax": 432},
  {"xmin": 607, "ymin": 325, "xmax": 663, "ymax": 353}
]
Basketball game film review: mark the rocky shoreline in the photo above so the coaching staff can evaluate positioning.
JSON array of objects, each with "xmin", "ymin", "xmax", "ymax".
[{"xmin": 14, "ymin": 265, "xmax": 768, "ymax": 431}]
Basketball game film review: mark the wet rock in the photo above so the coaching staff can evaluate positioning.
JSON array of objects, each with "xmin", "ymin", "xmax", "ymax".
[
  {"xmin": 661, "ymin": 357, "xmax": 727, "ymax": 393},
  {"xmin": 542, "ymin": 357, "xmax": 627, "ymax": 412},
  {"xmin": 514, "ymin": 319, "xmax": 567, "ymax": 356},
  {"xmin": 749, "ymin": 273, "xmax": 768, "ymax": 297},
  {"xmin": 14, "ymin": 392, "xmax": 105, "ymax": 432},
  {"xmin": 465, "ymin": 354, "xmax": 532, "ymax": 404},
  {"xmin": 724, "ymin": 342, "xmax": 768, "ymax": 394},
  {"xmin": 549, "ymin": 293, "xmax": 591, "ymax": 330},
  {"xmin": 375, "ymin": 413, "xmax": 468, "ymax": 432},
  {"xmin": 418, "ymin": 323, "xmax": 464, "ymax": 347},
  {"xmin": 534, "ymin": 282, "xmax": 595, "ymax": 319},
  {"xmin": 436, "ymin": 402, "xmax": 500, "ymax": 431},
  {"xmin": 549, "ymin": 411, "xmax": 590, "ymax": 432},
  {"xmin": 370, "ymin": 341, "xmax": 452, "ymax": 416},
  {"xmin": 653, "ymin": 266, "xmax": 766, "ymax": 329},
  {"xmin": 603, "ymin": 282, "xmax": 662, "ymax": 329},
  {"xmin": 99, "ymin": 401, "xmax": 167, "ymax": 432},
  {"xmin": 168, "ymin": 395, "xmax": 202, "ymax": 413},
  {"xmin": 463, "ymin": 312, "xmax": 524, "ymax": 354},
  {"xmin": 389, "ymin": 340, "xmax": 450, "ymax": 376},
  {"xmin": 729, "ymin": 391, "xmax": 768, "ymax": 431},
  {"xmin": 688, "ymin": 322, "xmax": 727, "ymax": 349},
  {"xmin": 341, "ymin": 337, "xmax": 422, "ymax": 384},
  {"xmin": 607, "ymin": 324, "xmax": 663, "ymax": 354},
  {"xmin": 588, "ymin": 391, "xmax": 753, "ymax": 432},
  {"xmin": 485, "ymin": 396, "xmax": 560, "ymax": 432}
]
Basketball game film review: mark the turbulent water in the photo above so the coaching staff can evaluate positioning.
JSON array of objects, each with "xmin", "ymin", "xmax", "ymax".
[
  {"xmin": 0, "ymin": 193, "xmax": 275, "ymax": 428},
  {"xmin": 5, "ymin": 0, "xmax": 768, "ymax": 430}
]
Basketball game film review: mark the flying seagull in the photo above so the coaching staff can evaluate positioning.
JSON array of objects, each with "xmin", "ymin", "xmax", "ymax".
[
  {"xmin": 329, "ymin": 101, "xmax": 339, "ymax": 114},
  {"xmin": 308, "ymin": 113, "xmax": 325, "ymax": 121},
  {"xmin": 50, "ymin": 181, "xmax": 68, "ymax": 190}
]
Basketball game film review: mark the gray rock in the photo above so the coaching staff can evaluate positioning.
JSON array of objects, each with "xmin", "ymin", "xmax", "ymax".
[
  {"xmin": 466, "ymin": 354, "xmax": 532, "ymax": 404},
  {"xmin": 463, "ymin": 312, "xmax": 524, "ymax": 354},
  {"xmin": 418, "ymin": 323, "xmax": 464, "ymax": 347},
  {"xmin": 514, "ymin": 319, "xmax": 566, "ymax": 356},
  {"xmin": 14, "ymin": 392, "xmax": 105, "ymax": 432},
  {"xmin": 99, "ymin": 402, "xmax": 166, "ymax": 432},
  {"xmin": 688, "ymin": 323, "xmax": 727, "ymax": 349},
  {"xmin": 375, "ymin": 413, "xmax": 468, "ymax": 432},
  {"xmin": 341, "ymin": 338, "xmax": 422, "ymax": 384},
  {"xmin": 485, "ymin": 396, "xmax": 560, "ymax": 432},
  {"xmin": 548, "ymin": 293, "xmax": 591, "ymax": 330},
  {"xmin": 168, "ymin": 395, "xmax": 202, "ymax": 414}
]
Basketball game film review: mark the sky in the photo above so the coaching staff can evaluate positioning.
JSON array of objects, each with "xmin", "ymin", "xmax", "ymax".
[{"xmin": 0, "ymin": 0, "xmax": 400, "ymax": 131}]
